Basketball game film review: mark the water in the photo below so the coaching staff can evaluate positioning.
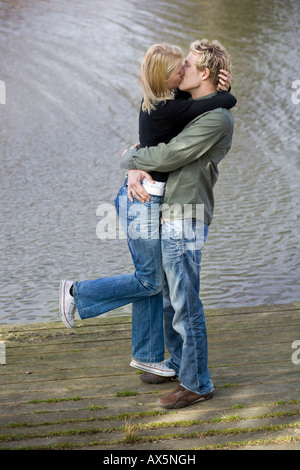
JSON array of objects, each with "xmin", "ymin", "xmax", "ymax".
[{"xmin": 0, "ymin": 0, "xmax": 299, "ymax": 324}]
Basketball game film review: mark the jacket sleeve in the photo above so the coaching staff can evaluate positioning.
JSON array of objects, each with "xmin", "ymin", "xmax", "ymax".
[
  {"xmin": 121, "ymin": 111, "xmax": 231, "ymax": 172},
  {"xmin": 166, "ymin": 91, "xmax": 237, "ymax": 125}
]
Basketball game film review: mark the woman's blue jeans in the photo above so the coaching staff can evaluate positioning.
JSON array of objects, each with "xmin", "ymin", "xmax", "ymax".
[{"xmin": 73, "ymin": 180, "xmax": 165, "ymax": 362}]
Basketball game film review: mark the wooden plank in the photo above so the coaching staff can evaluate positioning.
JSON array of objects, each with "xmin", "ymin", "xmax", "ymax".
[
  {"xmin": 0, "ymin": 342, "xmax": 5, "ymax": 365},
  {"xmin": 0, "ymin": 303, "xmax": 299, "ymax": 451}
]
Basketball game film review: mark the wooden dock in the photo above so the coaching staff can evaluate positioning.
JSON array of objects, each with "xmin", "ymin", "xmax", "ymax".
[{"xmin": 0, "ymin": 303, "xmax": 299, "ymax": 451}]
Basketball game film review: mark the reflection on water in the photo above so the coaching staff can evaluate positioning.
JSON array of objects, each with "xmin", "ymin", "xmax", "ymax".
[{"xmin": 0, "ymin": 0, "xmax": 299, "ymax": 324}]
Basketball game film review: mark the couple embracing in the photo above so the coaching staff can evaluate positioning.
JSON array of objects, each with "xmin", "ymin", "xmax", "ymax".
[{"xmin": 59, "ymin": 38, "xmax": 236, "ymax": 409}]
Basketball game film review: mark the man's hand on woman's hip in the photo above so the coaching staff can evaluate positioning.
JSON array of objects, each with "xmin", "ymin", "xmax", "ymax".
[{"xmin": 127, "ymin": 169, "xmax": 153, "ymax": 203}]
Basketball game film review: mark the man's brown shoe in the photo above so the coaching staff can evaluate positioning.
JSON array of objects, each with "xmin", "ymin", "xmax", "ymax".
[
  {"xmin": 140, "ymin": 372, "xmax": 178, "ymax": 384},
  {"xmin": 158, "ymin": 385, "xmax": 213, "ymax": 409}
]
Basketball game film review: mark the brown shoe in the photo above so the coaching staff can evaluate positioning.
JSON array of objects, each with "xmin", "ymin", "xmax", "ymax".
[
  {"xmin": 140, "ymin": 372, "xmax": 178, "ymax": 384},
  {"xmin": 158, "ymin": 385, "xmax": 213, "ymax": 409}
]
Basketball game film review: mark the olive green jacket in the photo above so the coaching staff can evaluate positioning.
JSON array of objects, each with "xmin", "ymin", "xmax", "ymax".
[{"xmin": 121, "ymin": 94, "xmax": 234, "ymax": 224}]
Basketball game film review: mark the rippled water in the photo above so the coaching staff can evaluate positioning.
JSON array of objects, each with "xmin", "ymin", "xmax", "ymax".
[{"xmin": 0, "ymin": 0, "xmax": 299, "ymax": 324}]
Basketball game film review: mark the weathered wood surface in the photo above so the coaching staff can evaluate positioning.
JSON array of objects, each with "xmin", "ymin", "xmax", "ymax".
[{"xmin": 0, "ymin": 303, "xmax": 299, "ymax": 450}]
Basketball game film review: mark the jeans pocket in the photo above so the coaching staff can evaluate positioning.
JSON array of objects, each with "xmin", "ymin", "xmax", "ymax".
[
  {"xmin": 161, "ymin": 220, "xmax": 183, "ymax": 245},
  {"xmin": 184, "ymin": 221, "xmax": 205, "ymax": 251}
]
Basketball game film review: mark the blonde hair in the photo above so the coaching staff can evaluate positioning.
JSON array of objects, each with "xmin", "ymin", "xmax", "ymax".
[
  {"xmin": 190, "ymin": 39, "xmax": 231, "ymax": 90},
  {"xmin": 140, "ymin": 44, "xmax": 184, "ymax": 113}
]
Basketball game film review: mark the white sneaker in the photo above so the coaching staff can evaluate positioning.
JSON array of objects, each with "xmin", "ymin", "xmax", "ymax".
[
  {"xmin": 130, "ymin": 359, "xmax": 176, "ymax": 377},
  {"xmin": 59, "ymin": 280, "xmax": 76, "ymax": 328}
]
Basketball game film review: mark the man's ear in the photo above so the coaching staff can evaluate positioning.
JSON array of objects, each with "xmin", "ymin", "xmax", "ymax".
[{"xmin": 200, "ymin": 67, "xmax": 210, "ymax": 80}]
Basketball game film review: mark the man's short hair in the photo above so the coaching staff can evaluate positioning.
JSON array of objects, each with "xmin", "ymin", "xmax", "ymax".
[{"xmin": 190, "ymin": 39, "xmax": 231, "ymax": 90}]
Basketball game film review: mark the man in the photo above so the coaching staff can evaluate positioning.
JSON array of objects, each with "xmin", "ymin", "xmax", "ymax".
[{"xmin": 121, "ymin": 39, "xmax": 235, "ymax": 409}]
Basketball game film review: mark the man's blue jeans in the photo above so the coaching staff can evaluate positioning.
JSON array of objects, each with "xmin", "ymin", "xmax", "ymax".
[
  {"xmin": 73, "ymin": 181, "xmax": 165, "ymax": 362},
  {"xmin": 161, "ymin": 219, "xmax": 213, "ymax": 395}
]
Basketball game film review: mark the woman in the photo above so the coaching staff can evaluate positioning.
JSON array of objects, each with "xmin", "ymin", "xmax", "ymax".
[{"xmin": 59, "ymin": 44, "xmax": 235, "ymax": 376}]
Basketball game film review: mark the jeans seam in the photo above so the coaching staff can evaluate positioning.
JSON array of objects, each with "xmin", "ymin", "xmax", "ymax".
[{"xmin": 181, "ymin": 252, "xmax": 202, "ymax": 393}]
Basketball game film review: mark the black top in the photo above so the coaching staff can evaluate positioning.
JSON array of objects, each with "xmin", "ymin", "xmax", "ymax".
[{"xmin": 138, "ymin": 90, "xmax": 237, "ymax": 182}]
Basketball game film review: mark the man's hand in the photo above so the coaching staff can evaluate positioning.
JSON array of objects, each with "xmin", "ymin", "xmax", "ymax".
[
  {"xmin": 127, "ymin": 169, "xmax": 153, "ymax": 203},
  {"xmin": 218, "ymin": 69, "xmax": 232, "ymax": 91}
]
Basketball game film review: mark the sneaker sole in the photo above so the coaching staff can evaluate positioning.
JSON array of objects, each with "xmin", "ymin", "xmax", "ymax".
[
  {"xmin": 140, "ymin": 373, "xmax": 178, "ymax": 384},
  {"xmin": 59, "ymin": 280, "xmax": 74, "ymax": 329},
  {"xmin": 130, "ymin": 360, "xmax": 176, "ymax": 377}
]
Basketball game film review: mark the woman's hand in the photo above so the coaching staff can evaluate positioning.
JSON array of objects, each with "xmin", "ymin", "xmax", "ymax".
[
  {"xmin": 127, "ymin": 169, "xmax": 153, "ymax": 203},
  {"xmin": 122, "ymin": 142, "xmax": 140, "ymax": 158},
  {"xmin": 218, "ymin": 69, "xmax": 232, "ymax": 91}
]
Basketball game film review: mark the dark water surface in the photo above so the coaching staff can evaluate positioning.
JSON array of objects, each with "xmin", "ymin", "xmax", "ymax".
[{"xmin": 0, "ymin": 0, "xmax": 299, "ymax": 323}]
